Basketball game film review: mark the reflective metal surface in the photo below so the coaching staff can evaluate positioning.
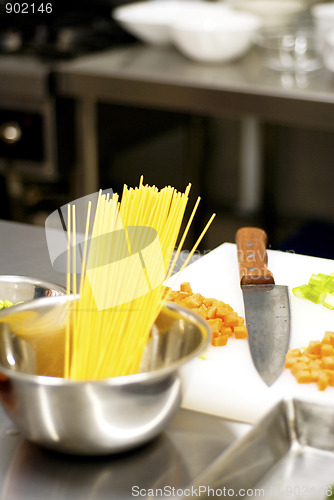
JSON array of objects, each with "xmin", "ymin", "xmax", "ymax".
[
  {"xmin": 0, "ymin": 323, "xmax": 36, "ymax": 374},
  {"xmin": 242, "ymin": 283, "xmax": 290, "ymax": 386},
  {"xmin": 183, "ymin": 398, "xmax": 334, "ymax": 499},
  {"xmin": 0, "ymin": 275, "xmax": 66, "ymax": 307},
  {"xmin": 55, "ymin": 45, "xmax": 334, "ymax": 130},
  {"xmin": 0, "ymin": 404, "xmax": 250, "ymax": 500},
  {"xmin": 54, "ymin": 42, "xmax": 334, "ymax": 200},
  {"xmin": 0, "ymin": 296, "xmax": 210, "ymax": 455}
]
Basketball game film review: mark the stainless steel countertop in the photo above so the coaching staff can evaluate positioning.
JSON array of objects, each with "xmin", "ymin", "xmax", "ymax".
[
  {"xmin": 2, "ymin": 43, "xmax": 334, "ymax": 201},
  {"xmin": 2, "ymin": 43, "xmax": 334, "ymax": 129},
  {"xmin": 0, "ymin": 405, "xmax": 250, "ymax": 500},
  {"xmin": 0, "ymin": 219, "xmax": 251, "ymax": 499},
  {"xmin": 52, "ymin": 42, "xmax": 334, "ymax": 197},
  {"xmin": 56, "ymin": 43, "xmax": 334, "ymax": 131}
]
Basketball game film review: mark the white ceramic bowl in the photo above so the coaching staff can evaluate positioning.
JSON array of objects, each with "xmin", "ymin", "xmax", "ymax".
[
  {"xmin": 323, "ymin": 28, "xmax": 334, "ymax": 72},
  {"xmin": 311, "ymin": 3, "xmax": 334, "ymax": 43},
  {"xmin": 112, "ymin": 0, "xmax": 180, "ymax": 45},
  {"xmin": 112, "ymin": 0, "xmax": 231, "ymax": 46},
  {"xmin": 229, "ymin": 0, "xmax": 307, "ymax": 26},
  {"xmin": 170, "ymin": 10, "xmax": 261, "ymax": 63}
]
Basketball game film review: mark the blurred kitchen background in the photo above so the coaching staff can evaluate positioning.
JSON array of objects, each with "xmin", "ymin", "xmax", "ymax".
[{"xmin": 1, "ymin": 0, "xmax": 334, "ymax": 258}]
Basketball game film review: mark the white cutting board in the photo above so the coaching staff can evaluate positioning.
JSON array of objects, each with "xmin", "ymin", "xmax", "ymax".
[{"xmin": 170, "ymin": 243, "xmax": 334, "ymax": 424}]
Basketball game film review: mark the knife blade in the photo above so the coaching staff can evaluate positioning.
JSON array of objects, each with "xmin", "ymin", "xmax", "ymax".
[{"xmin": 236, "ymin": 227, "xmax": 290, "ymax": 386}]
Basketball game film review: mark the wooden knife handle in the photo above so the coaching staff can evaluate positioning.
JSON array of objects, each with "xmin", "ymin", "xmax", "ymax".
[{"xmin": 236, "ymin": 227, "xmax": 275, "ymax": 286}]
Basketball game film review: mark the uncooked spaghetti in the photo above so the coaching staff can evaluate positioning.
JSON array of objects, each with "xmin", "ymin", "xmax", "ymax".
[{"xmin": 65, "ymin": 179, "xmax": 215, "ymax": 380}]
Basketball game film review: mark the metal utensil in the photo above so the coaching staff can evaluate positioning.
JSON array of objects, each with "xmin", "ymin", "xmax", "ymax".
[{"xmin": 236, "ymin": 227, "xmax": 290, "ymax": 386}]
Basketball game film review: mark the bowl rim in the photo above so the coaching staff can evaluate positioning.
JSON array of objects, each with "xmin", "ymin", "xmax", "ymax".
[
  {"xmin": 311, "ymin": 2, "xmax": 334, "ymax": 17},
  {"xmin": 0, "ymin": 274, "xmax": 66, "ymax": 293},
  {"xmin": 112, "ymin": 0, "xmax": 234, "ymax": 26},
  {"xmin": 170, "ymin": 10, "xmax": 261, "ymax": 32},
  {"xmin": 0, "ymin": 296, "xmax": 211, "ymax": 387},
  {"xmin": 232, "ymin": 0, "xmax": 306, "ymax": 11},
  {"xmin": 112, "ymin": 0, "xmax": 183, "ymax": 23}
]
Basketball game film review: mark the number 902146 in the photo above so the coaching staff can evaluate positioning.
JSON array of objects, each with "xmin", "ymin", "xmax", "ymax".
[{"xmin": 5, "ymin": 2, "xmax": 52, "ymax": 13}]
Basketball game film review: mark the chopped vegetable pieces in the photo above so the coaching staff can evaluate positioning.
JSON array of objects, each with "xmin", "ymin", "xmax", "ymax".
[
  {"xmin": 165, "ymin": 282, "xmax": 247, "ymax": 347},
  {"xmin": 0, "ymin": 299, "xmax": 15, "ymax": 310},
  {"xmin": 292, "ymin": 272, "xmax": 334, "ymax": 309},
  {"xmin": 285, "ymin": 331, "xmax": 334, "ymax": 391}
]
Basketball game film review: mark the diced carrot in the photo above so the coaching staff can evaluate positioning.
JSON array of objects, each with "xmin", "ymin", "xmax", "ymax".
[
  {"xmin": 233, "ymin": 325, "xmax": 248, "ymax": 339},
  {"xmin": 194, "ymin": 293, "xmax": 204, "ymax": 305},
  {"xmin": 322, "ymin": 355, "xmax": 334, "ymax": 369},
  {"xmin": 180, "ymin": 282, "xmax": 192, "ymax": 293},
  {"xmin": 295, "ymin": 370, "xmax": 313, "ymax": 384},
  {"xmin": 223, "ymin": 303, "xmax": 234, "ymax": 312},
  {"xmin": 286, "ymin": 348, "xmax": 302, "ymax": 358},
  {"xmin": 207, "ymin": 318, "xmax": 223, "ymax": 334},
  {"xmin": 220, "ymin": 326, "xmax": 233, "ymax": 337},
  {"xmin": 321, "ymin": 344, "xmax": 334, "ymax": 357},
  {"xmin": 285, "ymin": 331, "xmax": 334, "ymax": 391},
  {"xmin": 182, "ymin": 296, "xmax": 202, "ymax": 309},
  {"xmin": 326, "ymin": 370, "xmax": 334, "ymax": 386},
  {"xmin": 165, "ymin": 283, "xmax": 247, "ymax": 348},
  {"xmin": 291, "ymin": 362, "xmax": 309, "ymax": 375},
  {"xmin": 305, "ymin": 341, "xmax": 322, "ymax": 355},
  {"xmin": 223, "ymin": 313, "xmax": 240, "ymax": 328},
  {"xmin": 169, "ymin": 291, "xmax": 190, "ymax": 302},
  {"xmin": 211, "ymin": 331, "xmax": 220, "ymax": 339},
  {"xmin": 206, "ymin": 305, "xmax": 217, "ymax": 319},
  {"xmin": 212, "ymin": 335, "xmax": 229, "ymax": 347},
  {"xmin": 285, "ymin": 356, "xmax": 300, "ymax": 368},
  {"xmin": 215, "ymin": 306, "xmax": 229, "ymax": 319},
  {"xmin": 177, "ymin": 299, "xmax": 190, "ymax": 309},
  {"xmin": 195, "ymin": 304, "xmax": 208, "ymax": 319},
  {"xmin": 304, "ymin": 353, "xmax": 320, "ymax": 360},
  {"xmin": 322, "ymin": 331, "xmax": 334, "ymax": 346},
  {"xmin": 309, "ymin": 359, "xmax": 322, "ymax": 369},
  {"xmin": 318, "ymin": 371, "xmax": 329, "ymax": 391},
  {"xmin": 295, "ymin": 355, "xmax": 310, "ymax": 364},
  {"xmin": 310, "ymin": 368, "xmax": 321, "ymax": 382}
]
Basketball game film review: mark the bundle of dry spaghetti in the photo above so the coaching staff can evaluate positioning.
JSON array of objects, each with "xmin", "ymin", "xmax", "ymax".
[{"xmin": 65, "ymin": 179, "xmax": 215, "ymax": 380}]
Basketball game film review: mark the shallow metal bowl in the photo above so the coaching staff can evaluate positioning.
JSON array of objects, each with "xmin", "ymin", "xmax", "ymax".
[
  {"xmin": 0, "ymin": 295, "xmax": 210, "ymax": 455},
  {"xmin": 0, "ymin": 275, "xmax": 66, "ymax": 309}
]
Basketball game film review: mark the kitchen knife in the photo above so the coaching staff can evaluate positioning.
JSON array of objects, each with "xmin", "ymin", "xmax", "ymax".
[{"xmin": 236, "ymin": 227, "xmax": 290, "ymax": 386}]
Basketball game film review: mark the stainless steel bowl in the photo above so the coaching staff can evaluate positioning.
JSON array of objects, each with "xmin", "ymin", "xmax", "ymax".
[
  {"xmin": 0, "ymin": 295, "xmax": 210, "ymax": 455},
  {"xmin": 0, "ymin": 275, "xmax": 66, "ymax": 309}
]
